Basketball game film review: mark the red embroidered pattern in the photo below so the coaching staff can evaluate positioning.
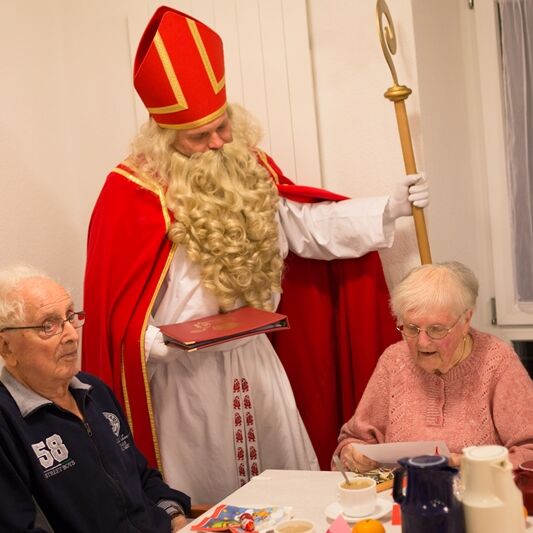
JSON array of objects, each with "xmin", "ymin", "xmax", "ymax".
[{"xmin": 232, "ymin": 377, "xmax": 260, "ymax": 487}]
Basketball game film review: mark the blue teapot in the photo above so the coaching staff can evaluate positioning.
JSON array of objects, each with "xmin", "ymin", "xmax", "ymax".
[{"xmin": 393, "ymin": 455, "xmax": 465, "ymax": 533}]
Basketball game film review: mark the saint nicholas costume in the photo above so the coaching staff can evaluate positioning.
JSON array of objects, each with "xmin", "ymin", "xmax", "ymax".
[{"xmin": 82, "ymin": 6, "xmax": 399, "ymax": 504}]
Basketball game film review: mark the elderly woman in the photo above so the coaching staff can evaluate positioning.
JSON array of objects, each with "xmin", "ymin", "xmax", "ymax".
[
  {"xmin": 0, "ymin": 265, "xmax": 190, "ymax": 532},
  {"xmin": 336, "ymin": 261, "xmax": 533, "ymax": 472}
]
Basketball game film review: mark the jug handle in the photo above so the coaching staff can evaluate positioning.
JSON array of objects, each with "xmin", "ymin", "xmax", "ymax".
[{"xmin": 393, "ymin": 467, "xmax": 406, "ymax": 503}]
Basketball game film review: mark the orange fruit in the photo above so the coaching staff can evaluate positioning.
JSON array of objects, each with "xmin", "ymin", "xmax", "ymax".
[
  {"xmin": 524, "ymin": 505, "xmax": 529, "ymax": 519},
  {"xmin": 351, "ymin": 518, "xmax": 385, "ymax": 533}
]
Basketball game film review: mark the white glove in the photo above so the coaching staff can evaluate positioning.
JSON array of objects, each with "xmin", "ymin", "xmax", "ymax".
[
  {"xmin": 145, "ymin": 325, "xmax": 170, "ymax": 361},
  {"xmin": 386, "ymin": 172, "xmax": 429, "ymax": 220}
]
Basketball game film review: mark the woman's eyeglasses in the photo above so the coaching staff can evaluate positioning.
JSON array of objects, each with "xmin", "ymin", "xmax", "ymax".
[{"xmin": 397, "ymin": 311, "xmax": 466, "ymax": 340}]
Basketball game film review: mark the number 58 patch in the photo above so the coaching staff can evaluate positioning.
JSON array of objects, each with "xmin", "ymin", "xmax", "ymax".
[{"xmin": 32, "ymin": 434, "xmax": 75, "ymax": 477}]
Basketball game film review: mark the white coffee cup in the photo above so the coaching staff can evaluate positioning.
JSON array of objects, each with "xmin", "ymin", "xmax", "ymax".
[
  {"xmin": 337, "ymin": 476, "xmax": 377, "ymax": 517},
  {"xmin": 274, "ymin": 519, "xmax": 316, "ymax": 533}
]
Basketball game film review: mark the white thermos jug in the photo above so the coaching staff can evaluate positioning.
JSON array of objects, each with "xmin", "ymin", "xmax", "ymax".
[{"xmin": 461, "ymin": 445, "xmax": 525, "ymax": 533}]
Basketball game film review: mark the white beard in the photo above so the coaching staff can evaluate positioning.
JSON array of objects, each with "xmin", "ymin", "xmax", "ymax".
[{"xmin": 165, "ymin": 142, "xmax": 283, "ymax": 311}]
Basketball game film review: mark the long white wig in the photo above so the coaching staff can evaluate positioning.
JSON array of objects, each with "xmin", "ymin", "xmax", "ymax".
[{"xmin": 130, "ymin": 104, "xmax": 283, "ymax": 311}]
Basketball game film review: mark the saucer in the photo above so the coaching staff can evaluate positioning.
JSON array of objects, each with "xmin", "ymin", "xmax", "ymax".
[{"xmin": 325, "ymin": 497, "xmax": 393, "ymax": 523}]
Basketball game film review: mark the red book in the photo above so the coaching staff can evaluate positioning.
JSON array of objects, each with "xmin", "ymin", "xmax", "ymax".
[{"xmin": 159, "ymin": 306, "xmax": 290, "ymax": 352}]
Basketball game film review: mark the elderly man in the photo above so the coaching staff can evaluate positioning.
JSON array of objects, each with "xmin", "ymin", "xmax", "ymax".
[
  {"xmin": 82, "ymin": 6, "xmax": 428, "ymax": 503},
  {"xmin": 0, "ymin": 265, "xmax": 190, "ymax": 532}
]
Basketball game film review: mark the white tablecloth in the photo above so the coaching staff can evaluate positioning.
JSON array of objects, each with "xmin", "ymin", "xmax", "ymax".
[
  {"xmin": 183, "ymin": 469, "xmax": 533, "ymax": 532},
  {"xmin": 184, "ymin": 469, "xmax": 395, "ymax": 532}
]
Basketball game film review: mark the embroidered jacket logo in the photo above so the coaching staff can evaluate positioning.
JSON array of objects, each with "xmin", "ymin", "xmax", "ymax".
[
  {"xmin": 103, "ymin": 412, "xmax": 120, "ymax": 436},
  {"xmin": 103, "ymin": 411, "xmax": 131, "ymax": 451},
  {"xmin": 32, "ymin": 433, "xmax": 76, "ymax": 478}
]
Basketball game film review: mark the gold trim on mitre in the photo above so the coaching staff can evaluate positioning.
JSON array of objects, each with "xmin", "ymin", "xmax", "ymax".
[
  {"xmin": 147, "ymin": 31, "xmax": 189, "ymax": 115},
  {"xmin": 157, "ymin": 102, "xmax": 227, "ymax": 130},
  {"xmin": 187, "ymin": 18, "xmax": 225, "ymax": 95}
]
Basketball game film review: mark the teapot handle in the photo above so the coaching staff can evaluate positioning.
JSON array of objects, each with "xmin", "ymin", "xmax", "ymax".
[{"xmin": 393, "ymin": 467, "xmax": 406, "ymax": 503}]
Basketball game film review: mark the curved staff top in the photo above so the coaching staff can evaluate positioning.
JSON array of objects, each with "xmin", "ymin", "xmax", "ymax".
[{"xmin": 376, "ymin": 0, "xmax": 432, "ymax": 264}]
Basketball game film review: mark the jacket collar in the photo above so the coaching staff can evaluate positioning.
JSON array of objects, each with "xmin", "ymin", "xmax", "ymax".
[{"xmin": 0, "ymin": 368, "xmax": 91, "ymax": 418}]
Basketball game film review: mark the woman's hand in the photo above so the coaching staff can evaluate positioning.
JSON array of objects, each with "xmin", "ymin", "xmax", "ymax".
[
  {"xmin": 448, "ymin": 453, "xmax": 463, "ymax": 468},
  {"xmin": 171, "ymin": 514, "xmax": 188, "ymax": 532},
  {"xmin": 340, "ymin": 444, "xmax": 380, "ymax": 473}
]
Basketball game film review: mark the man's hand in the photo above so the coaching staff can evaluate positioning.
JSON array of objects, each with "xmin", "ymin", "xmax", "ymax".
[
  {"xmin": 340, "ymin": 444, "xmax": 380, "ymax": 473},
  {"xmin": 171, "ymin": 514, "xmax": 188, "ymax": 532},
  {"xmin": 387, "ymin": 173, "xmax": 429, "ymax": 220}
]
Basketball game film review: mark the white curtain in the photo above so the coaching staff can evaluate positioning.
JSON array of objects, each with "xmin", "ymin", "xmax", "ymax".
[{"xmin": 498, "ymin": 0, "xmax": 533, "ymax": 309}]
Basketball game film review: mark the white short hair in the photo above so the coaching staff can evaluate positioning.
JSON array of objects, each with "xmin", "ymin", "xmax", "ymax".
[
  {"xmin": 0, "ymin": 264, "xmax": 48, "ymax": 330},
  {"xmin": 390, "ymin": 261, "xmax": 479, "ymax": 320}
]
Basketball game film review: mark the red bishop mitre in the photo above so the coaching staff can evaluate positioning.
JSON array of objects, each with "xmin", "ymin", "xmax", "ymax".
[{"xmin": 134, "ymin": 6, "xmax": 227, "ymax": 130}]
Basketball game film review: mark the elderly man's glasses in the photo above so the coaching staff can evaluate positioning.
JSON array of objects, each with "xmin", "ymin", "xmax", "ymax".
[
  {"xmin": 0, "ymin": 311, "xmax": 86, "ymax": 338},
  {"xmin": 397, "ymin": 312, "xmax": 465, "ymax": 340}
]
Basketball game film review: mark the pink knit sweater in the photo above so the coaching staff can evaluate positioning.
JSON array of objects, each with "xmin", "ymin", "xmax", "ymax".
[{"xmin": 335, "ymin": 329, "xmax": 533, "ymax": 467}]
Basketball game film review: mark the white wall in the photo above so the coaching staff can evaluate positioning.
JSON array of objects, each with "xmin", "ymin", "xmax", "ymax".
[
  {"xmin": 0, "ymin": 0, "xmax": 320, "ymax": 308},
  {"xmin": 0, "ymin": 0, "xmax": 527, "ymax": 341},
  {"xmin": 0, "ymin": 0, "xmax": 137, "ymax": 306},
  {"xmin": 410, "ymin": 0, "xmax": 497, "ymax": 333},
  {"xmin": 308, "ymin": 0, "xmax": 423, "ymax": 289}
]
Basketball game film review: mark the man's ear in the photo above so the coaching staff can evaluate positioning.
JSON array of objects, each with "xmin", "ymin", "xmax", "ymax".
[
  {"xmin": 0, "ymin": 333, "xmax": 15, "ymax": 364},
  {"xmin": 0, "ymin": 334, "xmax": 8, "ymax": 356}
]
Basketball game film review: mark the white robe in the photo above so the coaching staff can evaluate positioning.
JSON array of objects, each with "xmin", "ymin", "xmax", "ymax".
[{"xmin": 145, "ymin": 196, "xmax": 392, "ymax": 503}]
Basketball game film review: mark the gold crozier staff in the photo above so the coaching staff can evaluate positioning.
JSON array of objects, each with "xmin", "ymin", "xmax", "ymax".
[{"xmin": 376, "ymin": 0, "xmax": 432, "ymax": 264}]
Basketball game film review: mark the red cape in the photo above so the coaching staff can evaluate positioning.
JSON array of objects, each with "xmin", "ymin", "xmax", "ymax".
[
  {"xmin": 82, "ymin": 157, "xmax": 399, "ymax": 471},
  {"xmin": 260, "ymin": 153, "xmax": 400, "ymax": 469}
]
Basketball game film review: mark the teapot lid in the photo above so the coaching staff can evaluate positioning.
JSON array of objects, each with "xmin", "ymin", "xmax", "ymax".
[
  {"xmin": 406, "ymin": 455, "xmax": 448, "ymax": 468},
  {"xmin": 463, "ymin": 445, "xmax": 507, "ymax": 461}
]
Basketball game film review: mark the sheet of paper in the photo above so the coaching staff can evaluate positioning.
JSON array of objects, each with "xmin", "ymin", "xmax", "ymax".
[{"xmin": 350, "ymin": 440, "xmax": 450, "ymax": 464}]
